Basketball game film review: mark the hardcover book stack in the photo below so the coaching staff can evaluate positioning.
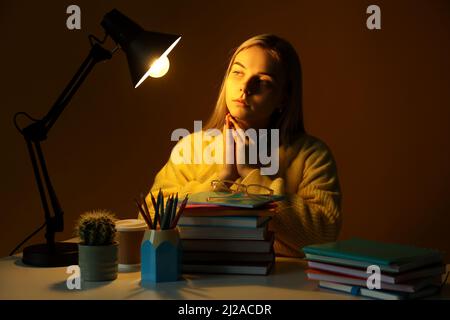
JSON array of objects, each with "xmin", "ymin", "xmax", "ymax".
[
  {"xmin": 178, "ymin": 192, "xmax": 281, "ymax": 275},
  {"xmin": 303, "ymin": 238, "xmax": 447, "ymax": 300}
]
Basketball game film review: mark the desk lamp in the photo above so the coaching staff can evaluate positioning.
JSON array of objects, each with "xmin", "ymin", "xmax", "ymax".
[{"xmin": 13, "ymin": 9, "xmax": 181, "ymax": 267}]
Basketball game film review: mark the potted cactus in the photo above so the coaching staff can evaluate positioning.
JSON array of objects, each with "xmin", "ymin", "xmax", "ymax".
[{"xmin": 75, "ymin": 210, "xmax": 118, "ymax": 281}]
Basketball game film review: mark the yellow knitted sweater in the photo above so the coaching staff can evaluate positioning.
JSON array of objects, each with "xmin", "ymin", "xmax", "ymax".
[{"xmin": 143, "ymin": 131, "xmax": 342, "ymax": 257}]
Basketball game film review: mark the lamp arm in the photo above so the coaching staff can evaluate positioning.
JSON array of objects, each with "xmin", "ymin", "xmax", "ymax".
[
  {"xmin": 43, "ymin": 43, "xmax": 113, "ymax": 132},
  {"xmin": 20, "ymin": 41, "xmax": 113, "ymax": 249}
]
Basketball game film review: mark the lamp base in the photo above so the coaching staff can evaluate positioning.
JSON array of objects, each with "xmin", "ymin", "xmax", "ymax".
[{"xmin": 22, "ymin": 242, "xmax": 78, "ymax": 267}]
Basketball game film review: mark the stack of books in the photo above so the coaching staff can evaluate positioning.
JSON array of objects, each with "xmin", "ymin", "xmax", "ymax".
[
  {"xmin": 303, "ymin": 238, "xmax": 446, "ymax": 300},
  {"xmin": 178, "ymin": 192, "xmax": 281, "ymax": 275}
]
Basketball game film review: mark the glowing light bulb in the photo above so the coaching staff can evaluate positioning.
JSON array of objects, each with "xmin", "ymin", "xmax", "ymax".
[
  {"xmin": 148, "ymin": 56, "xmax": 170, "ymax": 78},
  {"xmin": 134, "ymin": 36, "xmax": 181, "ymax": 88}
]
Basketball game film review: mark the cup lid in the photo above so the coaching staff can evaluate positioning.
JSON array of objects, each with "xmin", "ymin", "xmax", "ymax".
[{"xmin": 115, "ymin": 219, "xmax": 148, "ymax": 231}]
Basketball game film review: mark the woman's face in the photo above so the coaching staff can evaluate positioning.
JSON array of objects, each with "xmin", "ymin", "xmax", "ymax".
[{"xmin": 225, "ymin": 46, "xmax": 285, "ymax": 129}]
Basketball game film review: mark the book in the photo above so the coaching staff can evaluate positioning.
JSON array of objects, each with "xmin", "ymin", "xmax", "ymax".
[
  {"xmin": 182, "ymin": 261, "xmax": 274, "ymax": 275},
  {"xmin": 306, "ymin": 269, "xmax": 442, "ymax": 293},
  {"xmin": 179, "ymin": 224, "xmax": 269, "ymax": 240},
  {"xmin": 182, "ymin": 251, "xmax": 275, "ymax": 263},
  {"xmin": 182, "ymin": 204, "xmax": 276, "ymax": 217},
  {"xmin": 178, "ymin": 215, "xmax": 271, "ymax": 228},
  {"xmin": 188, "ymin": 191, "xmax": 284, "ymax": 208},
  {"xmin": 181, "ymin": 232, "xmax": 275, "ymax": 253},
  {"xmin": 307, "ymin": 261, "xmax": 446, "ymax": 284},
  {"xmin": 302, "ymin": 238, "xmax": 443, "ymax": 266},
  {"xmin": 304, "ymin": 253, "xmax": 443, "ymax": 273},
  {"xmin": 318, "ymin": 281, "xmax": 441, "ymax": 300}
]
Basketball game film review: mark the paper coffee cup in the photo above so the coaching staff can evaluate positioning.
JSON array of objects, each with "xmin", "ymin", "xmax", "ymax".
[{"xmin": 115, "ymin": 219, "xmax": 148, "ymax": 272}]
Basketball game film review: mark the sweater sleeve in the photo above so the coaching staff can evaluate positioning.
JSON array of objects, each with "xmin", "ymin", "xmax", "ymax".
[
  {"xmin": 149, "ymin": 160, "xmax": 219, "ymax": 197},
  {"xmin": 241, "ymin": 141, "xmax": 342, "ymax": 257},
  {"xmin": 140, "ymin": 134, "xmax": 220, "ymax": 223}
]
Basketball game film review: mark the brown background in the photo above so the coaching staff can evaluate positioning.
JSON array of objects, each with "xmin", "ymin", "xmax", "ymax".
[{"xmin": 1, "ymin": 0, "xmax": 449, "ymax": 261}]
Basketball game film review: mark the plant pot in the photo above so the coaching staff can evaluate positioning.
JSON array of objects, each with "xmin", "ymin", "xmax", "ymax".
[
  {"xmin": 141, "ymin": 228, "xmax": 182, "ymax": 283},
  {"xmin": 78, "ymin": 242, "xmax": 118, "ymax": 281}
]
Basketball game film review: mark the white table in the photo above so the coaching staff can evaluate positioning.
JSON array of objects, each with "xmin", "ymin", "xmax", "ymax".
[{"xmin": 1, "ymin": 254, "xmax": 449, "ymax": 300}]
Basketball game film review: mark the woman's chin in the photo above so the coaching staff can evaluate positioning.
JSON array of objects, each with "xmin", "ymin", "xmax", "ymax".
[{"xmin": 229, "ymin": 109, "xmax": 251, "ymax": 121}]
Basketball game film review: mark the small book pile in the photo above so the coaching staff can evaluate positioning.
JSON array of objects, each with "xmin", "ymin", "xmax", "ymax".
[
  {"xmin": 303, "ymin": 238, "xmax": 447, "ymax": 300},
  {"xmin": 178, "ymin": 192, "xmax": 281, "ymax": 275}
]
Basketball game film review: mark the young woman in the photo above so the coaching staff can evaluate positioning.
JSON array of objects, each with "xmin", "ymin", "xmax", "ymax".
[{"xmin": 144, "ymin": 34, "xmax": 342, "ymax": 257}]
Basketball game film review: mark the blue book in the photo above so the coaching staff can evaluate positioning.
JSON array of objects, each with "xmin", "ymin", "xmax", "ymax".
[
  {"xmin": 304, "ymin": 253, "xmax": 442, "ymax": 273},
  {"xmin": 319, "ymin": 281, "xmax": 441, "ymax": 300},
  {"xmin": 302, "ymin": 238, "xmax": 442, "ymax": 266},
  {"xmin": 187, "ymin": 191, "xmax": 284, "ymax": 208}
]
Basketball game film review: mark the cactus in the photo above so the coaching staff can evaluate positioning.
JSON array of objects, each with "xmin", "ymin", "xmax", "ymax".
[{"xmin": 75, "ymin": 210, "xmax": 117, "ymax": 246}]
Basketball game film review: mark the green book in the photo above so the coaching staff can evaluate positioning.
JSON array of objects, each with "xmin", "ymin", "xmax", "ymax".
[
  {"xmin": 302, "ymin": 238, "xmax": 442, "ymax": 266},
  {"xmin": 187, "ymin": 191, "xmax": 284, "ymax": 208}
]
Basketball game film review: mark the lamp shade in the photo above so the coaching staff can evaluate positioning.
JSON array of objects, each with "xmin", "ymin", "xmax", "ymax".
[{"xmin": 101, "ymin": 9, "xmax": 181, "ymax": 88}]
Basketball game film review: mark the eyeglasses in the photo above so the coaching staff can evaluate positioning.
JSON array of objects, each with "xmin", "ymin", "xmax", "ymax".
[{"xmin": 207, "ymin": 179, "xmax": 274, "ymax": 202}]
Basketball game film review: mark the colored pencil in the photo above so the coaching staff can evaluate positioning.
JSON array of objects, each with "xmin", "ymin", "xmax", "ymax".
[
  {"xmin": 149, "ymin": 192, "xmax": 158, "ymax": 229},
  {"xmin": 140, "ymin": 193, "xmax": 152, "ymax": 223},
  {"xmin": 171, "ymin": 195, "xmax": 189, "ymax": 228},
  {"xmin": 150, "ymin": 192, "xmax": 157, "ymax": 211},
  {"xmin": 159, "ymin": 190, "xmax": 165, "ymax": 230},
  {"xmin": 163, "ymin": 195, "xmax": 174, "ymax": 230},
  {"xmin": 154, "ymin": 190, "xmax": 162, "ymax": 229},
  {"xmin": 134, "ymin": 198, "xmax": 152, "ymax": 229},
  {"xmin": 137, "ymin": 190, "xmax": 189, "ymax": 230},
  {"xmin": 171, "ymin": 193, "xmax": 178, "ymax": 228},
  {"xmin": 140, "ymin": 193, "xmax": 154, "ymax": 230}
]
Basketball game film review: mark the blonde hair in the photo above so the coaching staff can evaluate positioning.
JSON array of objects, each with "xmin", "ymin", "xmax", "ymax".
[{"xmin": 204, "ymin": 34, "xmax": 305, "ymax": 145}]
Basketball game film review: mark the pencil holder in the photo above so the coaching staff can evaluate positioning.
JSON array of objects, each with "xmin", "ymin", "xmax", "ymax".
[{"xmin": 140, "ymin": 228, "xmax": 182, "ymax": 283}]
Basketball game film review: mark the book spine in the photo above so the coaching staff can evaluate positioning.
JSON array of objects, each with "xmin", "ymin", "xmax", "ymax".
[{"xmin": 303, "ymin": 248, "xmax": 391, "ymax": 266}]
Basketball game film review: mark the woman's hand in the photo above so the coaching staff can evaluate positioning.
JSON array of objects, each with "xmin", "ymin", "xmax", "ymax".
[
  {"xmin": 227, "ymin": 114, "xmax": 259, "ymax": 179},
  {"xmin": 218, "ymin": 114, "xmax": 240, "ymax": 181}
]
